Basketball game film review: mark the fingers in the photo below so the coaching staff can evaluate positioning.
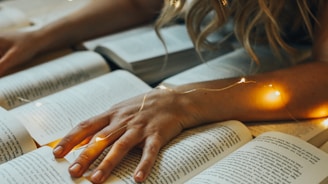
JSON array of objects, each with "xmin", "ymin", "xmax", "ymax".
[
  {"xmin": 134, "ymin": 137, "xmax": 162, "ymax": 182},
  {"xmin": 88, "ymin": 128, "xmax": 144, "ymax": 183},
  {"xmin": 53, "ymin": 90, "xmax": 186, "ymax": 183},
  {"xmin": 87, "ymin": 132, "xmax": 162, "ymax": 183},
  {"xmin": 53, "ymin": 114, "xmax": 110, "ymax": 158},
  {"xmin": 68, "ymin": 138, "xmax": 111, "ymax": 178}
]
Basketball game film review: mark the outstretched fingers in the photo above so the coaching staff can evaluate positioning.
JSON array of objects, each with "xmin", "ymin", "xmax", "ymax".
[
  {"xmin": 88, "ymin": 128, "xmax": 144, "ymax": 183},
  {"xmin": 134, "ymin": 136, "xmax": 162, "ymax": 182},
  {"xmin": 53, "ymin": 114, "xmax": 110, "ymax": 158}
]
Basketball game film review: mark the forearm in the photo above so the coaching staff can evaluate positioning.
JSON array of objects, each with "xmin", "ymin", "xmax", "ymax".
[
  {"xmin": 173, "ymin": 61, "xmax": 328, "ymax": 126},
  {"xmin": 35, "ymin": 0, "xmax": 163, "ymax": 53}
]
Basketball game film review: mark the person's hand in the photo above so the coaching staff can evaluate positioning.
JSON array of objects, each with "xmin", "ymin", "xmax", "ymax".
[
  {"xmin": 0, "ymin": 30, "xmax": 40, "ymax": 76},
  {"xmin": 53, "ymin": 88, "xmax": 202, "ymax": 183}
]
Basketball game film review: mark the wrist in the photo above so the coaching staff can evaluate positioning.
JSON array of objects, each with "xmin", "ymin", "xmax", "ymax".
[
  {"xmin": 156, "ymin": 84, "xmax": 223, "ymax": 128},
  {"xmin": 28, "ymin": 27, "xmax": 56, "ymax": 55}
]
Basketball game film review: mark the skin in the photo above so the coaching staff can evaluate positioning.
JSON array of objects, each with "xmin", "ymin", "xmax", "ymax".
[
  {"xmin": 1, "ymin": 0, "xmax": 327, "ymax": 184},
  {"xmin": 54, "ymin": 2, "xmax": 328, "ymax": 183},
  {"xmin": 0, "ymin": 0, "xmax": 163, "ymax": 75}
]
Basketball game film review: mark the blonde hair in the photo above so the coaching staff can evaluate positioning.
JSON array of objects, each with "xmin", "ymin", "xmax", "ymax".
[{"xmin": 155, "ymin": 0, "xmax": 324, "ymax": 63}]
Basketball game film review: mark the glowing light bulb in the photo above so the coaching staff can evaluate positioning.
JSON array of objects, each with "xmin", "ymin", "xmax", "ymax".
[
  {"xmin": 264, "ymin": 90, "xmax": 281, "ymax": 103},
  {"xmin": 309, "ymin": 106, "xmax": 328, "ymax": 118},
  {"xmin": 262, "ymin": 84, "xmax": 281, "ymax": 104},
  {"xmin": 275, "ymin": 91, "xmax": 281, "ymax": 96},
  {"xmin": 238, "ymin": 77, "xmax": 246, "ymax": 84},
  {"xmin": 322, "ymin": 118, "xmax": 328, "ymax": 127}
]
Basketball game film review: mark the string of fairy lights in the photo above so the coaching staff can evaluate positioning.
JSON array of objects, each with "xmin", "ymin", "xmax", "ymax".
[
  {"xmin": 93, "ymin": 77, "xmax": 283, "ymax": 144},
  {"xmin": 9, "ymin": 0, "xmax": 328, "ymax": 151}
]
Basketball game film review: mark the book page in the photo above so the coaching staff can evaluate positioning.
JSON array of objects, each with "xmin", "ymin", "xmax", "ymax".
[
  {"xmin": 161, "ymin": 46, "xmax": 291, "ymax": 87},
  {"xmin": 96, "ymin": 24, "xmax": 231, "ymax": 84},
  {"xmin": 98, "ymin": 24, "xmax": 194, "ymax": 65},
  {"xmin": 70, "ymin": 120, "xmax": 252, "ymax": 183},
  {"xmin": 0, "ymin": 107, "xmax": 36, "ymax": 164},
  {"xmin": 4, "ymin": 48, "xmax": 73, "ymax": 76},
  {"xmin": 248, "ymin": 118, "xmax": 328, "ymax": 141},
  {"xmin": 82, "ymin": 24, "xmax": 154, "ymax": 50},
  {"xmin": 0, "ymin": 5, "xmax": 31, "ymax": 32},
  {"xmin": 307, "ymin": 126, "xmax": 328, "ymax": 148},
  {"xmin": 319, "ymin": 141, "xmax": 328, "ymax": 153},
  {"xmin": 0, "ymin": 51, "xmax": 110, "ymax": 109},
  {"xmin": 0, "ymin": 146, "xmax": 91, "ymax": 184},
  {"xmin": 186, "ymin": 131, "xmax": 328, "ymax": 184},
  {"xmin": 9, "ymin": 70, "xmax": 152, "ymax": 145}
]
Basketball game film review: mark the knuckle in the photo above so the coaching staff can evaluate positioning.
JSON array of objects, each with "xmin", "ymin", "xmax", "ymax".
[
  {"xmin": 57, "ymin": 135, "xmax": 78, "ymax": 150},
  {"xmin": 114, "ymin": 139, "xmax": 132, "ymax": 151},
  {"xmin": 141, "ymin": 158, "xmax": 154, "ymax": 168},
  {"xmin": 60, "ymin": 136, "xmax": 75, "ymax": 146},
  {"xmin": 99, "ymin": 158, "xmax": 115, "ymax": 169},
  {"xmin": 147, "ymin": 140, "xmax": 161, "ymax": 155},
  {"xmin": 78, "ymin": 153, "xmax": 91, "ymax": 162},
  {"xmin": 77, "ymin": 120, "xmax": 93, "ymax": 130}
]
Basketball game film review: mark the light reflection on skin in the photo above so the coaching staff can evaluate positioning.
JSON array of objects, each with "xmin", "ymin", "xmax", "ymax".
[
  {"xmin": 309, "ymin": 105, "xmax": 328, "ymax": 118},
  {"xmin": 257, "ymin": 83, "xmax": 286, "ymax": 110}
]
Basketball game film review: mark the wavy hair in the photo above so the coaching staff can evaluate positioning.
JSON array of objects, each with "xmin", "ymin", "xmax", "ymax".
[{"xmin": 155, "ymin": 0, "xmax": 324, "ymax": 63}]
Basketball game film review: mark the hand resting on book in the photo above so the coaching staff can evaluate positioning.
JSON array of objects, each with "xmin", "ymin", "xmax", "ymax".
[{"xmin": 53, "ymin": 87, "xmax": 200, "ymax": 183}]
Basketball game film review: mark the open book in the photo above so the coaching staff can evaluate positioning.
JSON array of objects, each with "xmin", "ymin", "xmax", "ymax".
[
  {"xmin": 100, "ymin": 120, "xmax": 328, "ymax": 184},
  {"xmin": 95, "ymin": 24, "xmax": 232, "ymax": 84},
  {"xmin": 0, "ymin": 70, "xmax": 152, "ymax": 183},
  {"xmin": 0, "ymin": 70, "xmax": 150, "ymax": 183},
  {"xmin": 0, "ymin": 50, "xmax": 110, "ymax": 110},
  {"xmin": 2, "ymin": 102, "xmax": 328, "ymax": 184},
  {"xmin": 0, "ymin": 69, "xmax": 327, "ymax": 183}
]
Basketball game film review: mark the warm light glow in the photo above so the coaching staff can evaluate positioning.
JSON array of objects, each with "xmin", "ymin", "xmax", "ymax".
[
  {"xmin": 322, "ymin": 118, "xmax": 328, "ymax": 127},
  {"xmin": 238, "ymin": 77, "xmax": 246, "ymax": 84},
  {"xmin": 263, "ymin": 84, "xmax": 282, "ymax": 104},
  {"xmin": 264, "ymin": 90, "xmax": 281, "ymax": 103},
  {"xmin": 47, "ymin": 139, "xmax": 61, "ymax": 148},
  {"xmin": 309, "ymin": 105, "xmax": 328, "ymax": 118},
  {"xmin": 255, "ymin": 83, "xmax": 287, "ymax": 110}
]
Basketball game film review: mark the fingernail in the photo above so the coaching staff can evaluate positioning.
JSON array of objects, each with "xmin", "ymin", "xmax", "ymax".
[
  {"xmin": 135, "ymin": 171, "xmax": 144, "ymax": 181},
  {"xmin": 53, "ymin": 146, "xmax": 64, "ymax": 156},
  {"xmin": 69, "ymin": 163, "xmax": 82, "ymax": 174},
  {"xmin": 91, "ymin": 170, "xmax": 104, "ymax": 183}
]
